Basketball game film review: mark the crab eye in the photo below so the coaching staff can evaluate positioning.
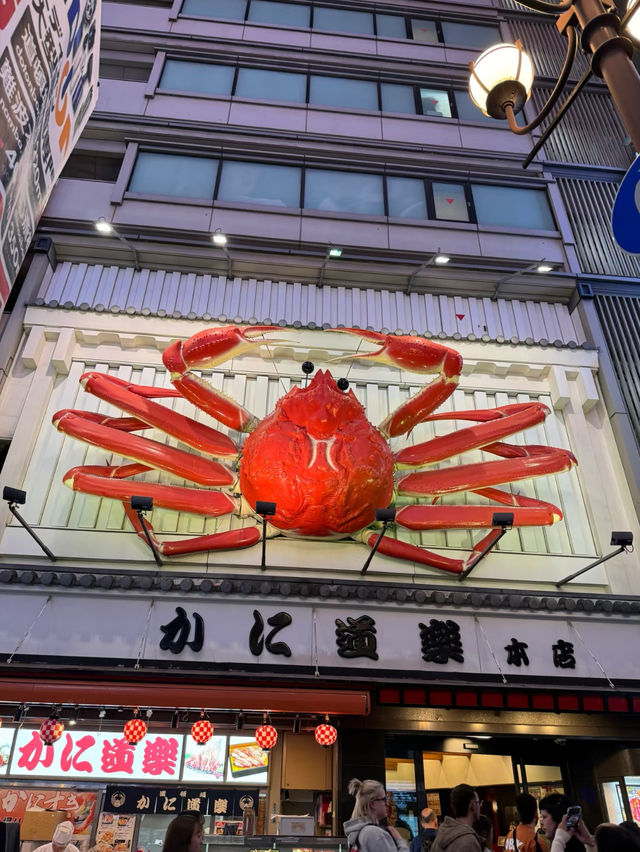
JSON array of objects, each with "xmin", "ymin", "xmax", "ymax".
[
  {"xmin": 337, "ymin": 377, "xmax": 349, "ymax": 391},
  {"xmin": 302, "ymin": 361, "xmax": 314, "ymax": 376}
]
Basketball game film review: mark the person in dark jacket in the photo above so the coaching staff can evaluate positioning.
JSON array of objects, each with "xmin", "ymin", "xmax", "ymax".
[
  {"xmin": 410, "ymin": 809, "xmax": 438, "ymax": 852},
  {"xmin": 431, "ymin": 785, "xmax": 483, "ymax": 852},
  {"xmin": 539, "ymin": 794, "xmax": 590, "ymax": 852}
]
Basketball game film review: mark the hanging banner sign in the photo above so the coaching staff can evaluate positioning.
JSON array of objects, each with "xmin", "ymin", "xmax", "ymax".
[
  {"xmin": 0, "ymin": 0, "xmax": 101, "ymax": 311},
  {"xmin": 0, "ymin": 787, "xmax": 99, "ymax": 834},
  {"xmin": 103, "ymin": 785, "xmax": 260, "ymax": 817}
]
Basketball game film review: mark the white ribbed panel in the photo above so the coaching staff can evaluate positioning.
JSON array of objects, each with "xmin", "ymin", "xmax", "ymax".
[{"xmin": 37, "ymin": 263, "xmax": 587, "ymax": 346}]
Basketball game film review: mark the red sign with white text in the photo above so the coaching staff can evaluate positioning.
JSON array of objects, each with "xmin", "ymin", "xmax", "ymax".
[{"xmin": 0, "ymin": 788, "xmax": 98, "ymax": 835}]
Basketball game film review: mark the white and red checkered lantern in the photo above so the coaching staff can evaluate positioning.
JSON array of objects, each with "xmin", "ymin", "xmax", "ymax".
[
  {"xmin": 124, "ymin": 712, "xmax": 147, "ymax": 745},
  {"xmin": 314, "ymin": 720, "xmax": 337, "ymax": 748},
  {"xmin": 191, "ymin": 717, "xmax": 214, "ymax": 745},
  {"xmin": 39, "ymin": 716, "xmax": 64, "ymax": 746},
  {"xmin": 255, "ymin": 723, "xmax": 278, "ymax": 751}
]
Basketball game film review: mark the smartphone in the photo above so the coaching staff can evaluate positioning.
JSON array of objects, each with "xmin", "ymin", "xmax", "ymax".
[{"xmin": 566, "ymin": 806, "xmax": 581, "ymax": 831}]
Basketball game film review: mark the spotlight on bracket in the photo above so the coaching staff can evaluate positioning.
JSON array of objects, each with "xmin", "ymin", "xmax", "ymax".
[
  {"xmin": 130, "ymin": 496, "xmax": 162, "ymax": 567},
  {"xmin": 3, "ymin": 486, "xmax": 56, "ymax": 561},
  {"xmin": 255, "ymin": 501, "xmax": 277, "ymax": 572},
  {"xmin": 556, "ymin": 530, "xmax": 634, "ymax": 586},
  {"xmin": 361, "ymin": 507, "xmax": 397, "ymax": 575}
]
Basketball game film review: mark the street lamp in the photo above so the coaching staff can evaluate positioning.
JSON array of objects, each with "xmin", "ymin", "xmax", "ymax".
[{"xmin": 469, "ymin": 0, "xmax": 640, "ymax": 168}]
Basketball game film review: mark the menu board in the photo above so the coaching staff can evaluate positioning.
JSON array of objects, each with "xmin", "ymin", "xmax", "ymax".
[
  {"xmin": 182, "ymin": 735, "xmax": 226, "ymax": 782},
  {"xmin": 94, "ymin": 813, "xmax": 136, "ymax": 852},
  {"xmin": 226, "ymin": 737, "xmax": 268, "ymax": 785}
]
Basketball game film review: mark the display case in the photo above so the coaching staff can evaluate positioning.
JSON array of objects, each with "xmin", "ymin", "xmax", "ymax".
[{"xmin": 204, "ymin": 835, "xmax": 347, "ymax": 852}]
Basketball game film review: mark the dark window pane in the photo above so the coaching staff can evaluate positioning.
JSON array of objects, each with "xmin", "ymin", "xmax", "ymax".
[
  {"xmin": 381, "ymin": 83, "xmax": 416, "ymax": 114},
  {"xmin": 314, "ymin": 7, "xmax": 374, "ymax": 35},
  {"xmin": 387, "ymin": 177, "xmax": 427, "ymax": 218},
  {"xmin": 159, "ymin": 60, "xmax": 234, "ymax": 96},
  {"xmin": 236, "ymin": 68, "xmax": 306, "ymax": 102},
  {"xmin": 309, "ymin": 75, "xmax": 378, "ymax": 110},
  {"xmin": 129, "ymin": 152, "xmax": 218, "ymax": 200},
  {"xmin": 441, "ymin": 21, "xmax": 500, "ymax": 49},
  {"xmin": 410, "ymin": 19, "xmax": 438, "ymax": 43},
  {"xmin": 419, "ymin": 88, "xmax": 451, "ymax": 118},
  {"xmin": 218, "ymin": 161, "xmax": 301, "ymax": 207},
  {"xmin": 433, "ymin": 182, "xmax": 469, "ymax": 221},
  {"xmin": 472, "ymin": 185, "xmax": 556, "ymax": 230},
  {"xmin": 305, "ymin": 169, "xmax": 384, "ymax": 215},
  {"xmin": 248, "ymin": 0, "xmax": 310, "ymax": 27},
  {"xmin": 376, "ymin": 14, "xmax": 405, "ymax": 39},
  {"xmin": 454, "ymin": 89, "xmax": 499, "ymax": 124},
  {"xmin": 182, "ymin": 0, "xmax": 246, "ymax": 20},
  {"xmin": 60, "ymin": 153, "xmax": 123, "ymax": 181}
]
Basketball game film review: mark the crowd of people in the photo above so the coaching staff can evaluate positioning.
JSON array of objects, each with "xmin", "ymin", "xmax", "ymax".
[{"xmin": 344, "ymin": 779, "xmax": 640, "ymax": 852}]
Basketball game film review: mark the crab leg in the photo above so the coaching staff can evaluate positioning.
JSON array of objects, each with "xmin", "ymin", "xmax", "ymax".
[
  {"xmin": 332, "ymin": 329, "xmax": 462, "ymax": 438},
  {"xmin": 163, "ymin": 325, "xmax": 281, "ymax": 432}
]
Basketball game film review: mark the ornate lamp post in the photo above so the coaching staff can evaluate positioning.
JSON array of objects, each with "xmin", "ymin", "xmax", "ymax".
[{"xmin": 469, "ymin": 0, "xmax": 640, "ymax": 167}]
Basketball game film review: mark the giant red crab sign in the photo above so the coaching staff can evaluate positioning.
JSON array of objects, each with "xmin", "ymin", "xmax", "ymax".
[{"xmin": 52, "ymin": 326, "xmax": 576, "ymax": 574}]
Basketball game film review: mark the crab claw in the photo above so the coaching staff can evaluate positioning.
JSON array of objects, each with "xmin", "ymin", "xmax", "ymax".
[{"xmin": 331, "ymin": 329, "xmax": 462, "ymax": 437}]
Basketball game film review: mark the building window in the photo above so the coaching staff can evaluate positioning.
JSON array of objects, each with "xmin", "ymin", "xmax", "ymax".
[
  {"xmin": 313, "ymin": 6, "xmax": 374, "ymax": 35},
  {"xmin": 218, "ymin": 161, "xmax": 301, "ymax": 207},
  {"xmin": 381, "ymin": 83, "xmax": 416, "ymax": 115},
  {"xmin": 410, "ymin": 19, "xmax": 439, "ymax": 43},
  {"xmin": 129, "ymin": 152, "xmax": 218, "ymax": 200},
  {"xmin": 471, "ymin": 185, "xmax": 556, "ymax": 230},
  {"xmin": 182, "ymin": 0, "xmax": 246, "ymax": 19},
  {"xmin": 236, "ymin": 68, "xmax": 306, "ymax": 102},
  {"xmin": 376, "ymin": 13, "xmax": 406, "ymax": 39},
  {"xmin": 248, "ymin": 0, "xmax": 310, "ymax": 27},
  {"xmin": 309, "ymin": 75, "xmax": 378, "ymax": 111},
  {"xmin": 433, "ymin": 182, "xmax": 470, "ymax": 222},
  {"xmin": 305, "ymin": 169, "xmax": 384, "ymax": 215},
  {"xmin": 453, "ymin": 90, "xmax": 498, "ymax": 124},
  {"xmin": 159, "ymin": 60, "xmax": 235, "ymax": 96},
  {"xmin": 440, "ymin": 20, "xmax": 501, "ymax": 49},
  {"xmin": 420, "ymin": 88, "xmax": 452, "ymax": 118},
  {"xmin": 60, "ymin": 153, "xmax": 123, "ymax": 181},
  {"xmin": 387, "ymin": 177, "xmax": 427, "ymax": 219}
]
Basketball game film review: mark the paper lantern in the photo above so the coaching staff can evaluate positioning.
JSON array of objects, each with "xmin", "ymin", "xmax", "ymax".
[
  {"xmin": 39, "ymin": 715, "xmax": 64, "ymax": 746},
  {"xmin": 191, "ymin": 716, "xmax": 214, "ymax": 745},
  {"xmin": 123, "ymin": 711, "xmax": 147, "ymax": 745},
  {"xmin": 314, "ymin": 720, "xmax": 337, "ymax": 748},
  {"xmin": 255, "ymin": 723, "xmax": 277, "ymax": 751}
]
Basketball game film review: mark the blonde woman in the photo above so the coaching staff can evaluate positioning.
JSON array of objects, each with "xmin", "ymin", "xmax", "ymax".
[{"xmin": 344, "ymin": 779, "xmax": 409, "ymax": 852}]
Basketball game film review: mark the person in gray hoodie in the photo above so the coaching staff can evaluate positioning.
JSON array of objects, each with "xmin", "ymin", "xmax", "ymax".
[
  {"xmin": 430, "ymin": 785, "xmax": 483, "ymax": 852},
  {"xmin": 344, "ymin": 779, "xmax": 409, "ymax": 852}
]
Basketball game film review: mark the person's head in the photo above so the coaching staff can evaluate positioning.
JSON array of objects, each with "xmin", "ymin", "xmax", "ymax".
[
  {"xmin": 596, "ymin": 822, "xmax": 640, "ymax": 852},
  {"xmin": 515, "ymin": 793, "xmax": 538, "ymax": 827},
  {"xmin": 450, "ymin": 785, "xmax": 481, "ymax": 823},
  {"xmin": 473, "ymin": 815, "xmax": 493, "ymax": 848},
  {"xmin": 348, "ymin": 778, "xmax": 388, "ymax": 824},
  {"xmin": 538, "ymin": 793, "xmax": 569, "ymax": 839},
  {"xmin": 162, "ymin": 813, "xmax": 204, "ymax": 852},
  {"xmin": 52, "ymin": 822, "xmax": 75, "ymax": 852},
  {"xmin": 420, "ymin": 809, "xmax": 437, "ymax": 830}
]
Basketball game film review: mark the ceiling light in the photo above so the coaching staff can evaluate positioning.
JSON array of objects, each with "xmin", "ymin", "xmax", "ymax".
[
  {"xmin": 212, "ymin": 229, "xmax": 228, "ymax": 246},
  {"xmin": 537, "ymin": 263, "xmax": 553, "ymax": 273},
  {"xmin": 327, "ymin": 247, "xmax": 342, "ymax": 258},
  {"xmin": 95, "ymin": 218, "xmax": 114, "ymax": 234},
  {"xmin": 435, "ymin": 254, "xmax": 450, "ymax": 265}
]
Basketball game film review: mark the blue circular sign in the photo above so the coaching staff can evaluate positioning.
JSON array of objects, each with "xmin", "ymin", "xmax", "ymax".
[{"xmin": 612, "ymin": 157, "xmax": 640, "ymax": 254}]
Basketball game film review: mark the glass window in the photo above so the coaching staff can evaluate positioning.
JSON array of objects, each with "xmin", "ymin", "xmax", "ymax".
[
  {"xmin": 441, "ymin": 21, "xmax": 501, "ymax": 49},
  {"xmin": 471, "ymin": 184, "xmax": 556, "ymax": 230},
  {"xmin": 236, "ymin": 68, "xmax": 306, "ymax": 103},
  {"xmin": 381, "ymin": 83, "xmax": 416, "ymax": 115},
  {"xmin": 420, "ymin": 88, "xmax": 451, "ymax": 118},
  {"xmin": 410, "ymin": 19, "xmax": 438, "ymax": 43},
  {"xmin": 376, "ymin": 14, "xmax": 406, "ymax": 39},
  {"xmin": 454, "ymin": 89, "xmax": 498, "ymax": 124},
  {"xmin": 387, "ymin": 177, "xmax": 427, "ymax": 219},
  {"xmin": 309, "ymin": 75, "xmax": 378, "ymax": 111},
  {"xmin": 129, "ymin": 152, "xmax": 218, "ymax": 200},
  {"xmin": 247, "ymin": 0, "xmax": 310, "ymax": 28},
  {"xmin": 305, "ymin": 169, "xmax": 384, "ymax": 215},
  {"xmin": 182, "ymin": 0, "xmax": 246, "ymax": 20},
  {"xmin": 159, "ymin": 60, "xmax": 234, "ymax": 96},
  {"xmin": 218, "ymin": 161, "xmax": 301, "ymax": 208},
  {"xmin": 433, "ymin": 182, "xmax": 469, "ymax": 221},
  {"xmin": 313, "ymin": 7, "xmax": 374, "ymax": 35}
]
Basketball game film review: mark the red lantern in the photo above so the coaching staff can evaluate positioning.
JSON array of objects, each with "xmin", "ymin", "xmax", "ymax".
[
  {"xmin": 39, "ymin": 715, "xmax": 64, "ymax": 746},
  {"xmin": 255, "ymin": 723, "xmax": 278, "ymax": 751},
  {"xmin": 191, "ymin": 715, "xmax": 214, "ymax": 745},
  {"xmin": 123, "ymin": 709, "xmax": 147, "ymax": 745},
  {"xmin": 315, "ymin": 717, "xmax": 337, "ymax": 748}
]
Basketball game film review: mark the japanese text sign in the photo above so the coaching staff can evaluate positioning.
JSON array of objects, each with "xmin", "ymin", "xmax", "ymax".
[{"xmin": 0, "ymin": 787, "xmax": 98, "ymax": 834}]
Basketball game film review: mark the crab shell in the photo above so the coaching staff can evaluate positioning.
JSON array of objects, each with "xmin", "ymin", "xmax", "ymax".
[{"xmin": 239, "ymin": 369, "xmax": 394, "ymax": 538}]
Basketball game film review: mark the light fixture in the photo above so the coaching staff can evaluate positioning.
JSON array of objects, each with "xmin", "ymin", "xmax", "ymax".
[
  {"xmin": 469, "ymin": 40, "xmax": 534, "ymax": 119},
  {"xmin": 406, "ymin": 250, "xmax": 452, "ymax": 295},
  {"xmin": 458, "ymin": 512, "xmax": 514, "ymax": 581},
  {"xmin": 39, "ymin": 711, "xmax": 64, "ymax": 746},
  {"xmin": 14, "ymin": 704, "xmax": 26, "ymax": 723},
  {"xmin": 314, "ymin": 715, "xmax": 337, "ymax": 748},
  {"xmin": 191, "ymin": 711, "xmax": 214, "ymax": 745},
  {"xmin": 68, "ymin": 706, "xmax": 80, "ymax": 727},
  {"xmin": 361, "ymin": 507, "xmax": 396, "ymax": 575},
  {"xmin": 130, "ymin": 496, "xmax": 162, "ymax": 567},
  {"xmin": 255, "ymin": 715, "xmax": 278, "ymax": 751},
  {"xmin": 236, "ymin": 712, "xmax": 245, "ymax": 731},
  {"xmin": 556, "ymin": 531, "xmax": 633, "ymax": 586},
  {"xmin": 123, "ymin": 708, "xmax": 147, "ymax": 745},
  {"xmin": 3, "ymin": 486, "xmax": 56, "ymax": 561},
  {"xmin": 171, "ymin": 709, "xmax": 180, "ymax": 729},
  {"xmin": 94, "ymin": 218, "xmax": 140, "ymax": 270},
  {"xmin": 327, "ymin": 246, "xmax": 342, "ymax": 258},
  {"xmin": 537, "ymin": 263, "xmax": 553, "ymax": 273},
  {"xmin": 434, "ymin": 253, "xmax": 450, "ymax": 264},
  {"xmin": 292, "ymin": 715, "xmax": 301, "ymax": 734},
  {"xmin": 255, "ymin": 501, "xmax": 277, "ymax": 571},
  {"xmin": 95, "ymin": 217, "xmax": 114, "ymax": 234},
  {"xmin": 212, "ymin": 228, "xmax": 228, "ymax": 246}
]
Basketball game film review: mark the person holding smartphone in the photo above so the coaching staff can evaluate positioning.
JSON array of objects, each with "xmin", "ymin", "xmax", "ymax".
[{"xmin": 539, "ymin": 794, "xmax": 594, "ymax": 852}]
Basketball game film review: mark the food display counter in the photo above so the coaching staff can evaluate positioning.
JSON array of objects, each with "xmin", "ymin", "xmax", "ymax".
[{"xmin": 205, "ymin": 836, "xmax": 348, "ymax": 852}]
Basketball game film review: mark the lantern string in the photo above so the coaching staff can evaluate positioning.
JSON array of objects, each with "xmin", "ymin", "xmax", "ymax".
[
  {"xmin": 474, "ymin": 616, "xmax": 508, "ymax": 684},
  {"xmin": 567, "ymin": 620, "xmax": 614, "ymax": 689},
  {"xmin": 134, "ymin": 600, "xmax": 155, "ymax": 669},
  {"xmin": 7, "ymin": 595, "xmax": 52, "ymax": 664}
]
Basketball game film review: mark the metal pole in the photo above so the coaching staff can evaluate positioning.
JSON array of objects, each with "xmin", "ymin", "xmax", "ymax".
[
  {"xmin": 555, "ymin": 545, "xmax": 624, "ymax": 586},
  {"xmin": 136, "ymin": 510, "xmax": 163, "ymax": 567},
  {"xmin": 361, "ymin": 521, "xmax": 389, "ymax": 575},
  {"xmin": 8, "ymin": 505, "xmax": 56, "ymax": 561}
]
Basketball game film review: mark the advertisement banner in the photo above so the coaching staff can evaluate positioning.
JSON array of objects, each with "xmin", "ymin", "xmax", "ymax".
[
  {"xmin": 0, "ymin": 787, "xmax": 98, "ymax": 835},
  {"xmin": 0, "ymin": 0, "xmax": 100, "ymax": 310}
]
